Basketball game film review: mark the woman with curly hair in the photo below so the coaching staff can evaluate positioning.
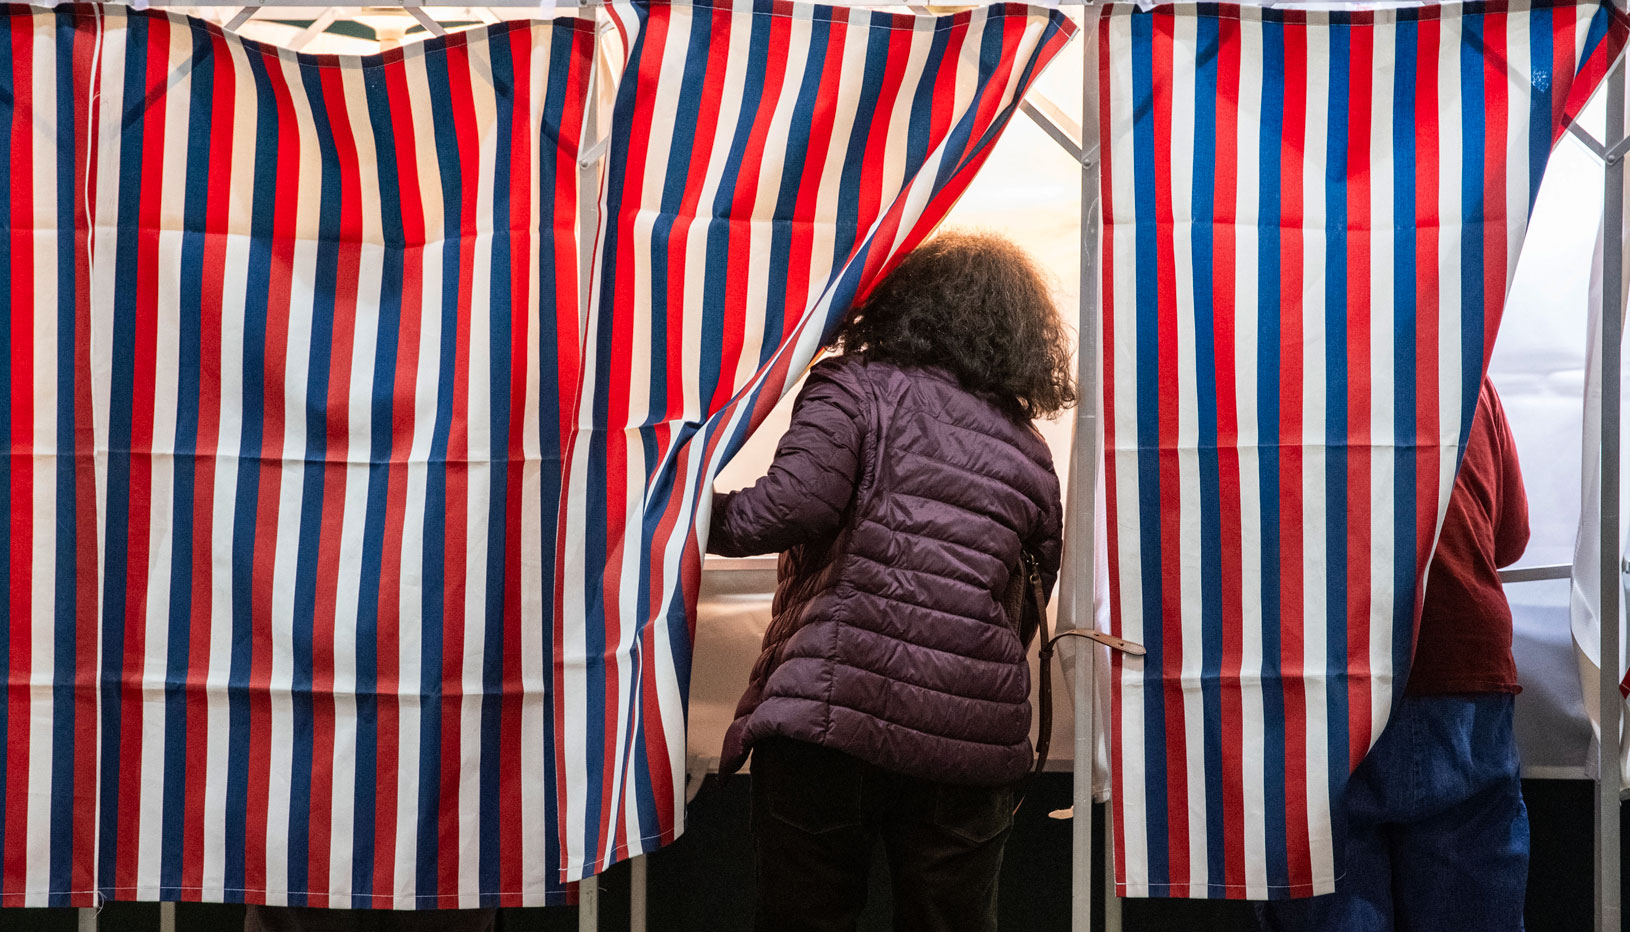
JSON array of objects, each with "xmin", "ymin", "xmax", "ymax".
[{"xmin": 707, "ymin": 231, "xmax": 1074, "ymax": 932}]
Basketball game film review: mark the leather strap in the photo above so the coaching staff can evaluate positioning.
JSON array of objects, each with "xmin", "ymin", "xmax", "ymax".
[
  {"xmin": 1025, "ymin": 552, "xmax": 1146, "ymax": 777},
  {"xmin": 1050, "ymin": 628, "xmax": 1146, "ymax": 656}
]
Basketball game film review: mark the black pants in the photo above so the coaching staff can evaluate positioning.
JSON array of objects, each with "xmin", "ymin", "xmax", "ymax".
[
  {"xmin": 243, "ymin": 906, "xmax": 496, "ymax": 932},
  {"xmin": 750, "ymin": 738, "xmax": 1016, "ymax": 932}
]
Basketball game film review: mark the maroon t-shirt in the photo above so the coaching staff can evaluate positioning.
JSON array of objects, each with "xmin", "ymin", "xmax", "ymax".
[{"xmin": 1407, "ymin": 379, "xmax": 1530, "ymax": 696}]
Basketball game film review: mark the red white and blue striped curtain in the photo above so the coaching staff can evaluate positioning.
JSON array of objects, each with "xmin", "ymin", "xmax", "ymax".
[
  {"xmin": 1, "ymin": 5, "xmax": 596, "ymax": 907},
  {"xmin": 562, "ymin": 0, "xmax": 1076, "ymax": 881},
  {"xmin": 1098, "ymin": 0, "xmax": 1625, "ymax": 900},
  {"xmin": 0, "ymin": 3, "xmax": 101, "ymax": 909},
  {"xmin": 0, "ymin": 0, "xmax": 1076, "ymax": 907}
]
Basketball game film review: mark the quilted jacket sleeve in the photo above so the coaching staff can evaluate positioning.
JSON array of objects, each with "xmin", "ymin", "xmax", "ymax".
[
  {"xmin": 707, "ymin": 360, "xmax": 866, "ymax": 558},
  {"xmin": 1028, "ymin": 455, "xmax": 1065, "ymax": 606}
]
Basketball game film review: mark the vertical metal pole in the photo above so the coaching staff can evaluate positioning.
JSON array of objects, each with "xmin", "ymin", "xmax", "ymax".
[
  {"xmin": 579, "ymin": 876, "xmax": 600, "ymax": 932},
  {"xmin": 1598, "ymin": 58, "xmax": 1626, "ymax": 932},
  {"xmin": 630, "ymin": 855, "xmax": 648, "ymax": 932},
  {"xmin": 1069, "ymin": 566, "xmax": 1096, "ymax": 932},
  {"xmin": 1103, "ymin": 805, "xmax": 1121, "ymax": 932},
  {"xmin": 77, "ymin": 909, "xmax": 96, "ymax": 932},
  {"xmin": 159, "ymin": 901, "xmax": 176, "ymax": 932},
  {"xmin": 1072, "ymin": 8, "xmax": 1103, "ymax": 932}
]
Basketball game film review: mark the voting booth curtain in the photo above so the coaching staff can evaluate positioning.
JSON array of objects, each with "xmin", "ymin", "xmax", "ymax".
[
  {"xmin": 0, "ymin": 0, "xmax": 1074, "ymax": 908},
  {"xmin": 1097, "ymin": 0, "xmax": 1626, "ymax": 900}
]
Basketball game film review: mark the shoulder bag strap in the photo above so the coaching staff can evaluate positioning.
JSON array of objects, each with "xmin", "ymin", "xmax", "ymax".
[{"xmin": 1027, "ymin": 553, "xmax": 1148, "ymax": 777}]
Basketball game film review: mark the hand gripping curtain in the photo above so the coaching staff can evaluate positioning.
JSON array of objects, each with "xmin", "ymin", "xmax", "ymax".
[
  {"xmin": 556, "ymin": 0, "xmax": 1076, "ymax": 880},
  {"xmin": 1097, "ymin": 0, "xmax": 1626, "ymax": 900},
  {"xmin": 0, "ymin": 6, "xmax": 595, "ymax": 907}
]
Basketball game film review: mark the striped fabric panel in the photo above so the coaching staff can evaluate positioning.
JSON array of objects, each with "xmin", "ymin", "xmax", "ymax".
[
  {"xmin": 1098, "ymin": 0, "xmax": 1624, "ymax": 901},
  {"xmin": 0, "ymin": 5, "xmax": 596, "ymax": 907},
  {"xmin": 561, "ymin": 0, "xmax": 1075, "ymax": 882},
  {"xmin": 0, "ymin": 0, "xmax": 1078, "ymax": 905},
  {"xmin": 0, "ymin": 4, "xmax": 100, "ymax": 910}
]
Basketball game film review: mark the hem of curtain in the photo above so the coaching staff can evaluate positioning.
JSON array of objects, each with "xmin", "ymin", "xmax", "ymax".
[
  {"xmin": 0, "ymin": 889, "xmax": 99, "ymax": 908},
  {"xmin": 1113, "ymin": 873, "xmax": 1338, "ymax": 901},
  {"xmin": 82, "ymin": 886, "xmax": 578, "ymax": 908},
  {"xmin": 555, "ymin": 825, "xmax": 680, "ymax": 883}
]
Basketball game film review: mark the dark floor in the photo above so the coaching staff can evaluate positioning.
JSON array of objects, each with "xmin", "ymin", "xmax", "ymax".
[{"xmin": 0, "ymin": 777, "xmax": 1608, "ymax": 931}]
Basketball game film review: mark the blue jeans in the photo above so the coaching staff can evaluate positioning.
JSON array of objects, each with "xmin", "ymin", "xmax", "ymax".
[{"xmin": 1256, "ymin": 694, "xmax": 1529, "ymax": 932}]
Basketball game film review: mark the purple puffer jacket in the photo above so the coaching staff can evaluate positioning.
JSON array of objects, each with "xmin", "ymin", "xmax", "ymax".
[{"xmin": 707, "ymin": 354, "xmax": 1063, "ymax": 786}]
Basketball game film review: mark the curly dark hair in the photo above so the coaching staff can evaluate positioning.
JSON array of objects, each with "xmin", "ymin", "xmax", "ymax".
[{"xmin": 834, "ymin": 231, "xmax": 1076, "ymax": 420}]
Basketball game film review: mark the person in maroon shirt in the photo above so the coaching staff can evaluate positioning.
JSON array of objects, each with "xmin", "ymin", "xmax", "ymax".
[
  {"xmin": 1409, "ymin": 379, "xmax": 1532, "ymax": 697},
  {"xmin": 1261, "ymin": 377, "xmax": 1531, "ymax": 932}
]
